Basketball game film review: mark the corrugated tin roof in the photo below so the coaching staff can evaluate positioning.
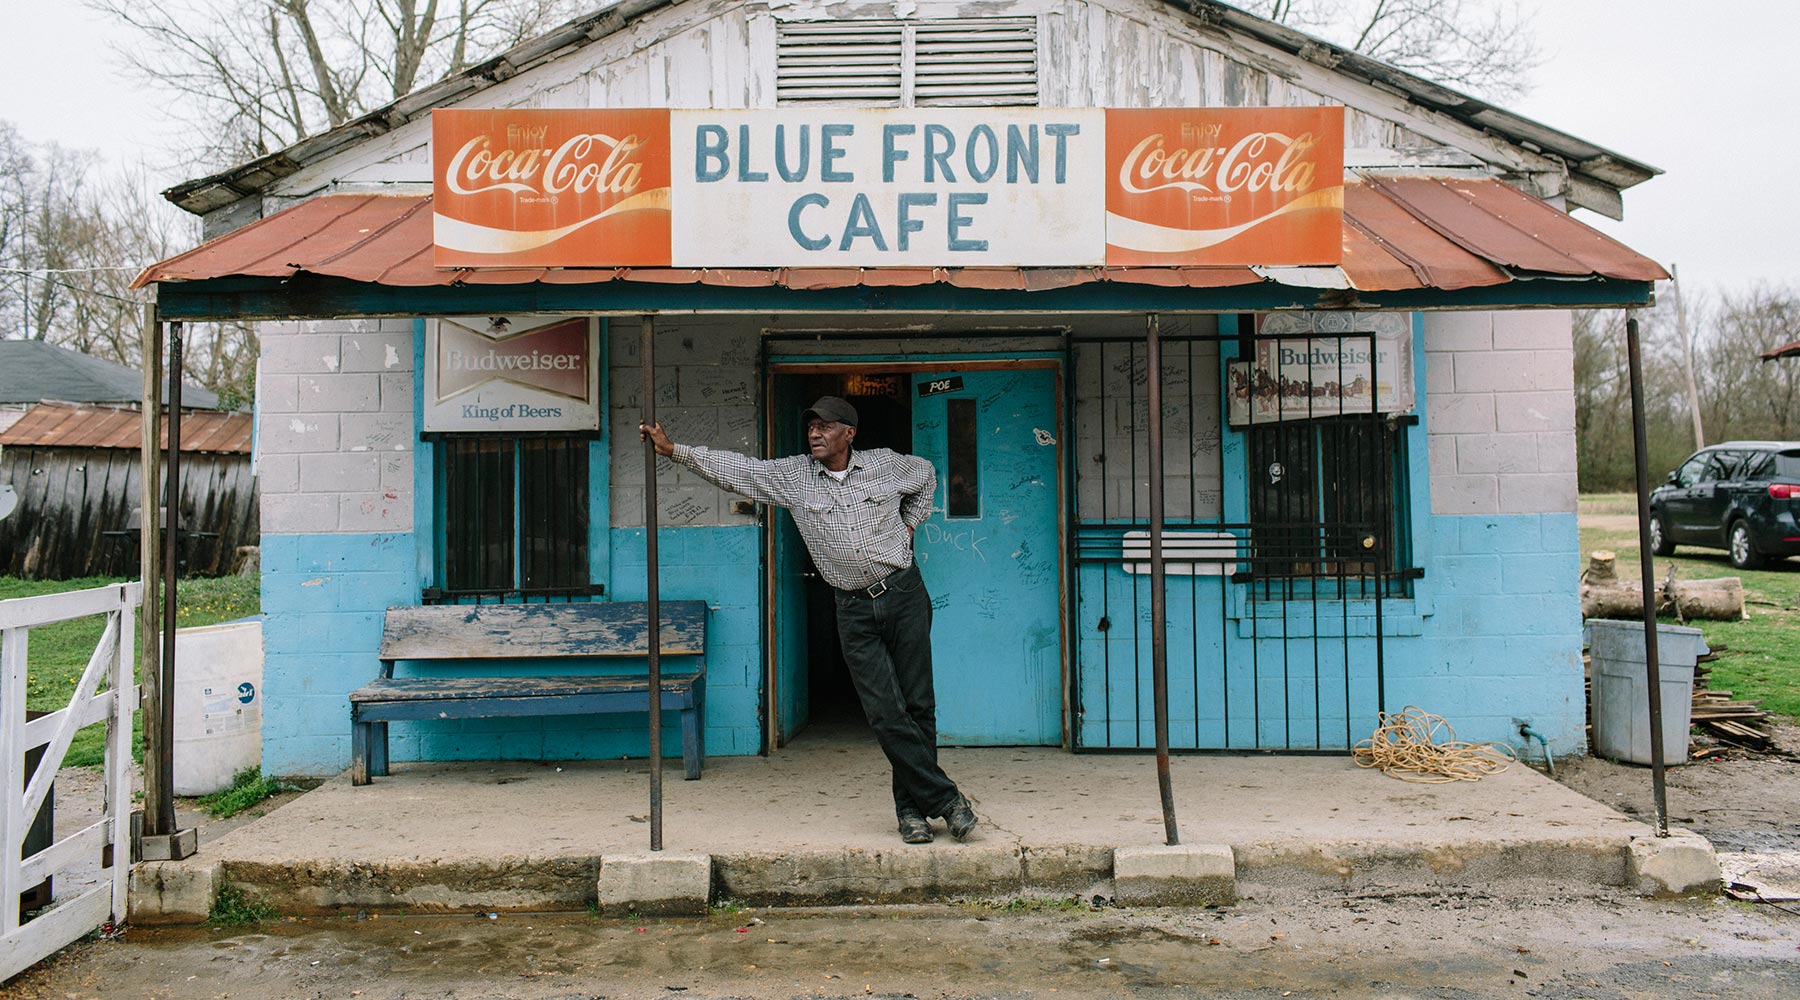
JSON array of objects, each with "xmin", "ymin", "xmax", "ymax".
[
  {"xmin": 0, "ymin": 402, "xmax": 252, "ymax": 454},
  {"xmin": 133, "ymin": 175, "xmax": 1668, "ymax": 295},
  {"xmin": 162, "ymin": 0, "xmax": 1658, "ymax": 219},
  {"xmin": 0, "ymin": 340, "xmax": 222, "ymax": 409}
]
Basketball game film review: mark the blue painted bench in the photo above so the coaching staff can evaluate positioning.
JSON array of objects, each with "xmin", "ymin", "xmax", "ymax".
[{"xmin": 349, "ymin": 601, "xmax": 707, "ymax": 786}]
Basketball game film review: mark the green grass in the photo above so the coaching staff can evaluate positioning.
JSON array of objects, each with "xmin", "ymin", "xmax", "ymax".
[
  {"xmin": 1, "ymin": 574, "xmax": 261, "ymax": 768},
  {"xmin": 208, "ymin": 882, "xmax": 279, "ymax": 926},
  {"xmin": 196, "ymin": 766, "xmax": 297, "ymax": 819},
  {"xmin": 1578, "ymin": 495, "xmax": 1800, "ymax": 721}
]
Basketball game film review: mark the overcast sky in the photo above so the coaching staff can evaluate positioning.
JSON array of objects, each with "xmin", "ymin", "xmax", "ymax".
[{"xmin": 2, "ymin": 1, "xmax": 1796, "ymax": 297}]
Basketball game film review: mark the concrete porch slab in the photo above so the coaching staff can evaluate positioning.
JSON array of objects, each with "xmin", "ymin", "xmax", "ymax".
[{"xmin": 155, "ymin": 726, "xmax": 1673, "ymax": 919}]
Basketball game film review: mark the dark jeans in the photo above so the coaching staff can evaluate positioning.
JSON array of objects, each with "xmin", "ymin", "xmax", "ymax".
[{"xmin": 833, "ymin": 563, "xmax": 961, "ymax": 819}]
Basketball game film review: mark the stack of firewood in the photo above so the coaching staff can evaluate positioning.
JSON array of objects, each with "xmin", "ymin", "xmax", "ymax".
[{"xmin": 1689, "ymin": 645, "xmax": 1776, "ymax": 754}]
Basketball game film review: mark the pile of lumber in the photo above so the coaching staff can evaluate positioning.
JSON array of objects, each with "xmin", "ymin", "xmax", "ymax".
[{"xmin": 1690, "ymin": 646, "xmax": 1776, "ymax": 754}]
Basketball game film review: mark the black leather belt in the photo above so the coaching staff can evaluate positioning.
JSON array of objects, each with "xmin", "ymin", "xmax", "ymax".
[{"xmin": 838, "ymin": 564, "xmax": 915, "ymax": 600}]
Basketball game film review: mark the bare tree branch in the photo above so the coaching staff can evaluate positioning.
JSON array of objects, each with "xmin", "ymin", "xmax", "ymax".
[
  {"xmin": 1237, "ymin": 0, "xmax": 1542, "ymax": 101},
  {"xmin": 86, "ymin": 1, "xmax": 592, "ymax": 168}
]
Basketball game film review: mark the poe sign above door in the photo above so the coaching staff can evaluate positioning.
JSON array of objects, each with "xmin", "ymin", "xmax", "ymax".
[{"xmin": 432, "ymin": 107, "xmax": 1343, "ymax": 268}]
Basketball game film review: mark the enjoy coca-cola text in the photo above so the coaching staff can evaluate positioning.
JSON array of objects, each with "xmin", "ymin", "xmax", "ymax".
[
  {"xmin": 445, "ymin": 132, "xmax": 646, "ymax": 197},
  {"xmin": 1118, "ymin": 130, "xmax": 1319, "ymax": 196}
]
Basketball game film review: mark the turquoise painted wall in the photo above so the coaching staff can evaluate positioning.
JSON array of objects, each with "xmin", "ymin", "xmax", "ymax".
[
  {"xmin": 260, "ymin": 526, "xmax": 764, "ymax": 776},
  {"xmin": 1073, "ymin": 512, "xmax": 1583, "ymax": 751}
]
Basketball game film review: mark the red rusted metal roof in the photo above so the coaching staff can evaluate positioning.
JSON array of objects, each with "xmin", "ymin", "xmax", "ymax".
[
  {"xmin": 0, "ymin": 403, "xmax": 253, "ymax": 454},
  {"xmin": 134, "ymin": 173, "xmax": 1667, "ymax": 294}
]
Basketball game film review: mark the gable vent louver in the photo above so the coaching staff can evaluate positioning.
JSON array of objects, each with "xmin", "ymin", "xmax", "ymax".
[{"xmin": 776, "ymin": 18, "xmax": 1038, "ymax": 107}]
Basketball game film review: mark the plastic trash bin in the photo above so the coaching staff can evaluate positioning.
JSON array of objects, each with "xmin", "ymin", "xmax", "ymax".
[{"xmin": 1585, "ymin": 619, "xmax": 1708, "ymax": 766}]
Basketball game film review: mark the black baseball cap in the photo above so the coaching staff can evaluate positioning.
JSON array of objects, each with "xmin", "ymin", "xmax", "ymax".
[{"xmin": 802, "ymin": 396, "xmax": 858, "ymax": 427}]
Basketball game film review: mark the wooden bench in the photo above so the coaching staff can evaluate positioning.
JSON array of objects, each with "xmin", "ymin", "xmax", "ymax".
[{"xmin": 349, "ymin": 601, "xmax": 707, "ymax": 786}]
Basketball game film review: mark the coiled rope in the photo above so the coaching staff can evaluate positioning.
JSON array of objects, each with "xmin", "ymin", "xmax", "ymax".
[{"xmin": 1352, "ymin": 707, "xmax": 1516, "ymax": 783}]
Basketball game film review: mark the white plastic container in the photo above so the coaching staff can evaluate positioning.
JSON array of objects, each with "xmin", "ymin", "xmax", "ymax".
[
  {"xmin": 172, "ymin": 618, "xmax": 264, "ymax": 796},
  {"xmin": 1585, "ymin": 619, "xmax": 1707, "ymax": 767}
]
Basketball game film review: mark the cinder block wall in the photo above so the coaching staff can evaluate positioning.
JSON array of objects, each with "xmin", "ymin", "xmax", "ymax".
[
  {"xmin": 257, "ymin": 318, "xmax": 421, "ymax": 774},
  {"xmin": 1410, "ymin": 309, "xmax": 1585, "ymax": 750}
]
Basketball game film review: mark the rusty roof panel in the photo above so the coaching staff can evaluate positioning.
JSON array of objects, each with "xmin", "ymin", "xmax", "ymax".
[
  {"xmin": 701, "ymin": 269, "xmax": 777, "ymax": 287},
  {"xmin": 858, "ymin": 268, "xmax": 938, "ymax": 287},
  {"xmin": 1343, "ymin": 181, "xmax": 1507, "ymax": 290},
  {"xmin": 0, "ymin": 403, "xmax": 252, "ymax": 453},
  {"xmin": 781, "ymin": 268, "xmax": 865, "ymax": 290},
  {"xmin": 135, "ymin": 178, "xmax": 1668, "ymax": 297}
]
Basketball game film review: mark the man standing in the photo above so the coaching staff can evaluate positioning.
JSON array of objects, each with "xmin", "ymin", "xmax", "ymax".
[{"xmin": 641, "ymin": 396, "xmax": 977, "ymax": 844}]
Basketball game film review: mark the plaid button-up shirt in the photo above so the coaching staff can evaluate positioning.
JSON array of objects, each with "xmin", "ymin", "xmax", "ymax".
[{"xmin": 672, "ymin": 444, "xmax": 937, "ymax": 591}]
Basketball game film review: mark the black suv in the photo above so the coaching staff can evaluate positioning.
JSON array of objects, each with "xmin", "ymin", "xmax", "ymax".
[{"xmin": 1649, "ymin": 441, "xmax": 1800, "ymax": 568}]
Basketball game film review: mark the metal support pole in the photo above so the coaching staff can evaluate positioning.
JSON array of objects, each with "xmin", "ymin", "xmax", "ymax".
[
  {"xmin": 1146, "ymin": 314, "xmax": 1179, "ymax": 846},
  {"xmin": 158, "ymin": 328, "xmax": 183, "ymax": 835},
  {"xmin": 641, "ymin": 315, "xmax": 664, "ymax": 852},
  {"xmin": 1625, "ymin": 315, "xmax": 1670, "ymax": 837},
  {"xmin": 139, "ymin": 307, "xmax": 168, "ymax": 839}
]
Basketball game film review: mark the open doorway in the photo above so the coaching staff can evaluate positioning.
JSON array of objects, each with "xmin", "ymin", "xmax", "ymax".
[
  {"xmin": 765, "ymin": 358, "xmax": 1067, "ymax": 751},
  {"xmin": 770, "ymin": 371, "xmax": 915, "ymax": 736}
]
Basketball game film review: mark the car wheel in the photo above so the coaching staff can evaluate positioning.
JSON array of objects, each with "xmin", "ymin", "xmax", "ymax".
[
  {"xmin": 1729, "ymin": 520, "xmax": 1765, "ymax": 570},
  {"xmin": 1649, "ymin": 512, "xmax": 1675, "ymax": 556}
]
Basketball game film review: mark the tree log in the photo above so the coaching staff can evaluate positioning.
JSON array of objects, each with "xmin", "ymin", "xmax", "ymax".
[{"xmin": 1581, "ymin": 576, "xmax": 1746, "ymax": 621}]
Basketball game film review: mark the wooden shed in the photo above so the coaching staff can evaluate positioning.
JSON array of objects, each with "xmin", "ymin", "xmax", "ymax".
[{"xmin": 0, "ymin": 402, "xmax": 257, "ymax": 579}]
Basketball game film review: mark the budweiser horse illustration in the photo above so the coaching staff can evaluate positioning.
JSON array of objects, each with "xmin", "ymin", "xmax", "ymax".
[
  {"xmin": 433, "ymin": 109, "xmax": 673, "ymax": 267},
  {"xmin": 1105, "ymin": 108, "xmax": 1345, "ymax": 267}
]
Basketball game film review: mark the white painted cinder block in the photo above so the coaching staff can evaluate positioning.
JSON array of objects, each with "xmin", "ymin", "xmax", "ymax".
[
  {"xmin": 1492, "ymin": 309, "xmax": 1572, "ymax": 351},
  {"xmin": 1431, "ymin": 474, "xmax": 1500, "ymax": 516},
  {"xmin": 1536, "ymin": 432, "xmax": 1578, "ymax": 474},
  {"xmin": 1494, "ymin": 392, "xmax": 1576, "ymax": 434},
  {"xmin": 299, "ymin": 452, "xmax": 380, "ymax": 493},
  {"xmin": 1424, "ymin": 351, "xmax": 1455, "ymax": 394},
  {"xmin": 1498, "ymin": 472, "xmax": 1577, "ymax": 516},
  {"xmin": 338, "ymin": 492, "xmax": 414, "ymax": 532},
  {"xmin": 1427, "ymin": 437, "xmax": 1457, "ymax": 480},
  {"xmin": 299, "ymin": 373, "xmax": 381, "ymax": 413},
  {"xmin": 262, "ymin": 492, "xmax": 339, "ymax": 534},
  {"xmin": 258, "ymin": 414, "xmax": 340, "ymax": 455},
  {"xmin": 1452, "ymin": 352, "xmax": 1536, "ymax": 394},
  {"xmin": 339, "ymin": 329, "xmax": 415, "ymax": 373},
  {"xmin": 1422, "ymin": 311, "xmax": 1493, "ymax": 353},
  {"xmin": 1426, "ymin": 393, "xmax": 1497, "ymax": 434},
  {"xmin": 1454, "ymin": 433, "xmax": 1539, "ymax": 476}
]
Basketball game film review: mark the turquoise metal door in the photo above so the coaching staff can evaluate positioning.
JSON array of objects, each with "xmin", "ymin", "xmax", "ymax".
[{"xmin": 911, "ymin": 368, "xmax": 1062, "ymax": 745}]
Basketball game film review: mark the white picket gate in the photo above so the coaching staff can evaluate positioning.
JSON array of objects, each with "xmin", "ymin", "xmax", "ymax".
[{"xmin": 0, "ymin": 583, "xmax": 139, "ymax": 981}]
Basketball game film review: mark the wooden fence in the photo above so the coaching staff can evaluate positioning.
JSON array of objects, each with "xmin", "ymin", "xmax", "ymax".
[{"xmin": 0, "ymin": 446, "xmax": 258, "ymax": 579}]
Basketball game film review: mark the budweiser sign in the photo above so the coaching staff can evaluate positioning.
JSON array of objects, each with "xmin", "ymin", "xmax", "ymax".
[
  {"xmin": 1105, "ymin": 108, "xmax": 1344, "ymax": 266},
  {"xmin": 423, "ymin": 315, "xmax": 600, "ymax": 432},
  {"xmin": 433, "ymin": 109, "xmax": 672, "ymax": 267}
]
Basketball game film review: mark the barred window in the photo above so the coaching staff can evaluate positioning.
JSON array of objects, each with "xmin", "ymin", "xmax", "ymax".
[
  {"xmin": 1246, "ymin": 417, "xmax": 1411, "ymax": 598},
  {"xmin": 433, "ymin": 436, "xmax": 594, "ymax": 602}
]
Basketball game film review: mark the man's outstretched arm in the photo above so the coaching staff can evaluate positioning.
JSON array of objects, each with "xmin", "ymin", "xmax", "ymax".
[{"xmin": 640, "ymin": 421, "xmax": 801, "ymax": 509}]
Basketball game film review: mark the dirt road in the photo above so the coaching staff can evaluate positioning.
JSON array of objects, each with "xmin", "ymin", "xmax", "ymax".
[{"xmin": 11, "ymin": 885, "xmax": 1798, "ymax": 1000}]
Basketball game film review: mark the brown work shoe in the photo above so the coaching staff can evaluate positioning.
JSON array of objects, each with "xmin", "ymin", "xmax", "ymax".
[
  {"xmin": 897, "ymin": 808, "xmax": 933, "ymax": 844},
  {"xmin": 939, "ymin": 795, "xmax": 977, "ymax": 841}
]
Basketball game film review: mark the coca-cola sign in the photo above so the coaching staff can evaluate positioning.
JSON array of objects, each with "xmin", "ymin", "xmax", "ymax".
[
  {"xmin": 1105, "ymin": 108, "xmax": 1344, "ymax": 266},
  {"xmin": 430, "ymin": 107, "xmax": 1343, "ymax": 268},
  {"xmin": 433, "ymin": 109, "xmax": 671, "ymax": 267}
]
